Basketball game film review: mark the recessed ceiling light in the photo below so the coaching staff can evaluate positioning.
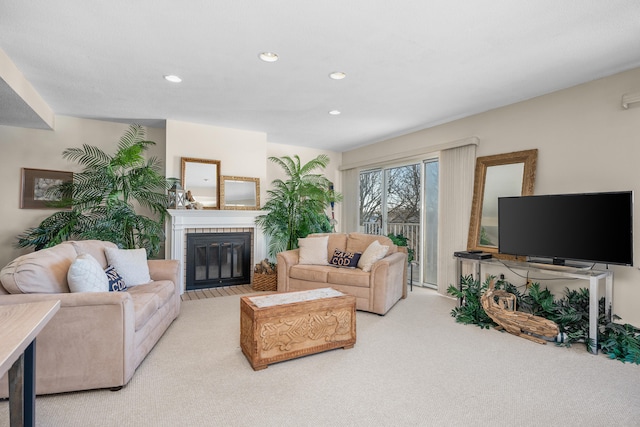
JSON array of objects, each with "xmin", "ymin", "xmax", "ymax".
[
  {"xmin": 259, "ymin": 52, "xmax": 279, "ymax": 62},
  {"xmin": 329, "ymin": 110, "xmax": 341, "ymax": 115},
  {"xmin": 329, "ymin": 72, "xmax": 346, "ymax": 80},
  {"xmin": 164, "ymin": 75, "xmax": 182, "ymax": 83}
]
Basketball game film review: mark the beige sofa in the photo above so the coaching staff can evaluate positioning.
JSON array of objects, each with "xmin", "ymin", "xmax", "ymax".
[
  {"xmin": 277, "ymin": 233, "xmax": 407, "ymax": 315},
  {"xmin": 0, "ymin": 240, "xmax": 180, "ymax": 396}
]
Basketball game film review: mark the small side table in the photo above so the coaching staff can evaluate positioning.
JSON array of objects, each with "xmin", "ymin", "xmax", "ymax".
[{"xmin": 408, "ymin": 261, "xmax": 418, "ymax": 291}]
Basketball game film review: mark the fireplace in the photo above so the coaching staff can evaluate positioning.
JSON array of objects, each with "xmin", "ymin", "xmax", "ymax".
[
  {"xmin": 186, "ymin": 232, "xmax": 251, "ymax": 290},
  {"xmin": 167, "ymin": 209, "xmax": 266, "ymax": 294}
]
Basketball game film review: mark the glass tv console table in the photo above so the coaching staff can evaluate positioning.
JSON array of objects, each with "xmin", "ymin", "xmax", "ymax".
[{"xmin": 454, "ymin": 255, "xmax": 613, "ymax": 354}]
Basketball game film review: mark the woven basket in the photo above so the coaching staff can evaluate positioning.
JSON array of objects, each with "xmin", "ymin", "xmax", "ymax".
[{"xmin": 252, "ymin": 272, "xmax": 277, "ymax": 291}]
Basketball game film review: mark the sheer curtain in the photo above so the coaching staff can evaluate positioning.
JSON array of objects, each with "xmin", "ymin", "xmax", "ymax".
[{"xmin": 437, "ymin": 144, "xmax": 476, "ymax": 294}]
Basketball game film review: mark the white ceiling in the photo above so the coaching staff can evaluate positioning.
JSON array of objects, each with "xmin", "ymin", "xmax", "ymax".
[{"xmin": 2, "ymin": 1, "xmax": 640, "ymax": 152}]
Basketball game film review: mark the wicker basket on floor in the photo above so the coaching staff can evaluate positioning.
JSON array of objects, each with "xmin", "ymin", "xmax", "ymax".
[{"xmin": 252, "ymin": 272, "xmax": 277, "ymax": 291}]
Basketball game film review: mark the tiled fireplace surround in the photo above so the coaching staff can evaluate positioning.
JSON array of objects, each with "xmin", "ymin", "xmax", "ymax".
[{"xmin": 167, "ymin": 210, "xmax": 266, "ymax": 293}]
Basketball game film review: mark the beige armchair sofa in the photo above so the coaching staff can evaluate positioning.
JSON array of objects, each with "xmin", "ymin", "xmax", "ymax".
[
  {"xmin": 0, "ymin": 240, "xmax": 180, "ymax": 396},
  {"xmin": 277, "ymin": 233, "xmax": 407, "ymax": 315}
]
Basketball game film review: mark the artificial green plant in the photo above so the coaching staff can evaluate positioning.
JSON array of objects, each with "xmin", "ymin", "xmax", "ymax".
[
  {"xmin": 387, "ymin": 233, "xmax": 415, "ymax": 262},
  {"xmin": 447, "ymin": 275, "xmax": 640, "ymax": 363},
  {"xmin": 17, "ymin": 124, "xmax": 171, "ymax": 257},
  {"xmin": 255, "ymin": 154, "xmax": 342, "ymax": 259}
]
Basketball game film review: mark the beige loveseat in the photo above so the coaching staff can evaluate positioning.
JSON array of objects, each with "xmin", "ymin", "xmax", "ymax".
[
  {"xmin": 0, "ymin": 240, "xmax": 180, "ymax": 396},
  {"xmin": 277, "ymin": 233, "xmax": 407, "ymax": 315}
]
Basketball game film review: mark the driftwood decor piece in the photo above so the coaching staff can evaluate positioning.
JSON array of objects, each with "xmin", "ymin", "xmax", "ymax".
[{"xmin": 481, "ymin": 280, "xmax": 558, "ymax": 344}]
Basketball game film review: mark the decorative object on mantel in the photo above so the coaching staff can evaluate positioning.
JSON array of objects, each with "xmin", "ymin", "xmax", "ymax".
[
  {"xmin": 184, "ymin": 190, "xmax": 203, "ymax": 209},
  {"xmin": 252, "ymin": 259, "xmax": 277, "ymax": 291},
  {"xmin": 16, "ymin": 125, "xmax": 171, "ymax": 257},
  {"xmin": 255, "ymin": 154, "xmax": 342, "ymax": 259},
  {"xmin": 480, "ymin": 279, "xmax": 559, "ymax": 345},
  {"xmin": 167, "ymin": 182, "xmax": 187, "ymax": 209}
]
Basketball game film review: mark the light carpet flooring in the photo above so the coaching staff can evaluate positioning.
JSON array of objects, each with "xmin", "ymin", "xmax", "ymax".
[{"xmin": 1, "ymin": 287, "xmax": 639, "ymax": 426}]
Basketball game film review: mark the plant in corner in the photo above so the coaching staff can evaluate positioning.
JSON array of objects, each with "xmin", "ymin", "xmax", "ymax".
[
  {"xmin": 387, "ymin": 233, "xmax": 415, "ymax": 262},
  {"xmin": 255, "ymin": 154, "xmax": 342, "ymax": 259},
  {"xmin": 447, "ymin": 275, "xmax": 498, "ymax": 329},
  {"xmin": 17, "ymin": 124, "xmax": 171, "ymax": 257},
  {"xmin": 447, "ymin": 275, "xmax": 640, "ymax": 363}
]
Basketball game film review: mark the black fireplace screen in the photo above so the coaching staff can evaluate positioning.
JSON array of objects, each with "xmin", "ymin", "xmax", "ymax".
[{"xmin": 186, "ymin": 232, "xmax": 251, "ymax": 290}]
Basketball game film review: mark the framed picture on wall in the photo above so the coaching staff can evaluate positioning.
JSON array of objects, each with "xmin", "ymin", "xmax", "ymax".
[{"xmin": 20, "ymin": 168, "xmax": 73, "ymax": 209}]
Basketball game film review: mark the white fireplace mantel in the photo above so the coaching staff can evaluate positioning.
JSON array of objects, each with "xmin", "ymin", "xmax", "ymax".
[{"xmin": 166, "ymin": 209, "xmax": 266, "ymax": 293}]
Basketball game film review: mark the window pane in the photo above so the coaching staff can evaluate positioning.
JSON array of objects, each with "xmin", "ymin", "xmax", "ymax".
[
  {"xmin": 359, "ymin": 170, "xmax": 382, "ymax": 234},
  {"xmin": 386, "ymin": 165, "xmax": 421, "ymax": 225}
]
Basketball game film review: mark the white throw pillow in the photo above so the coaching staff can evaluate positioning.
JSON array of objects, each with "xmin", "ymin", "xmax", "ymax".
[
  {"xmin": 104, "ymin": 247, "xmax": 151, "ymax": 287},
  {"xmin": 67, "ymin": 253, "xmax": 109, "ymax": 293},
  {"xmin": 357, "ymin": 240, "xmax": 390, "ymax": 272},
  {"xmin": 298, "ymin": 236, "xmax": 330, "ymax": 265}
]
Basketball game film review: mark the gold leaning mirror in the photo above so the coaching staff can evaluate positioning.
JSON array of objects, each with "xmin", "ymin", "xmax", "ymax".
[
  {"xmin": 467, "ymin": 149, "xmax": 538, "ymax": 257},
  {"xmin": 181, "ymin": 157, "xmax": 221, "ymax": 209},
  {"xmin": 220, "ymin": 176, "xmax": 260, "ymax": 210}
]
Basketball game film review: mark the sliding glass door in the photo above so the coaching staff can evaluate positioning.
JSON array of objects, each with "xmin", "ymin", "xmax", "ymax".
[
  {"xmin": 359, "ymin": 159, "xmax": 438, "ymax": 288},
  {"xmin": 359, "ymin": 165, "xmax": 420, "ymax": 238}
]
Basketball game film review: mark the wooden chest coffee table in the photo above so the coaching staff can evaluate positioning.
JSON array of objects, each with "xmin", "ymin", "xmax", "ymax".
[{"xmin": 240, "ymin": 288, "xmax": 356, "ymax": 370}]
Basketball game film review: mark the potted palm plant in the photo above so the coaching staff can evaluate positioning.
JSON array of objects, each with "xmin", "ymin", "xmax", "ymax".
[
  {"xmin": 255, "ymin": 154, "xmax": 342, "ymax": 259},
  {"xmin": 16, "ymin": 124, "xmax": 171, "ymax": 257}
]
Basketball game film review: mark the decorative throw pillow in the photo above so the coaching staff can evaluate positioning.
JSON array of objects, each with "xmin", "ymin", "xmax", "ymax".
[
  {"xmin": 357, "ymin": 240, "xmax": 390, "ymax": 272},
  {"xmin": 298, "ymin": 236, "xmax": 329, "ymax": 265},
  {"xmin": 105, "ymin": 265, "xmax": 127, "ymax": 292},
  {"xmin": 67, "ymin": 253, "xmax": 109, "ymax": 293},
  {"xmin": 104, "ymin": 247, "xmax": 151, "ymax": 287},
  {"xmin": 329, "ymin": 249, "xmax": 362, "ymax": 269}
]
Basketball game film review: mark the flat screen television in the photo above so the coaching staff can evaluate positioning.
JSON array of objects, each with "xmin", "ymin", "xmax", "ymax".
[{"xmin": 498, "ymin": 191, "xmax": 633, "ymax": 266}]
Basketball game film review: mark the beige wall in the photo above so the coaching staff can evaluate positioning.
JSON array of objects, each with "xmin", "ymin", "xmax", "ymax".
[
  {"xmin": 343, "ymin": 66, "xmax": 640, "ymax": 325},
  {"xmin": 165, "ymin": 119, "xmax": 269, "ymax": 211},
  {"xmin": 0, "ymin": 116, "xmax": 166, "ymax": 266}
]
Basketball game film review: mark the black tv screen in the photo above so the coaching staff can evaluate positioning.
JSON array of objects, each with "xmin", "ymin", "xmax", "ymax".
[{"xmin": 498, "ymin": 191, "xmax": 633, "ymax": 266}]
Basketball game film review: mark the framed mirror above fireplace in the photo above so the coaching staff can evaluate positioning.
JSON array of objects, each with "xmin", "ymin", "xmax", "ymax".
[
  {"xmin": 181, "ymin": 157, "xmax": 221, "ymax": 209},
  {"xmin": 220, "ymin": 176, "xmax": 260, "ymax": 210}
]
